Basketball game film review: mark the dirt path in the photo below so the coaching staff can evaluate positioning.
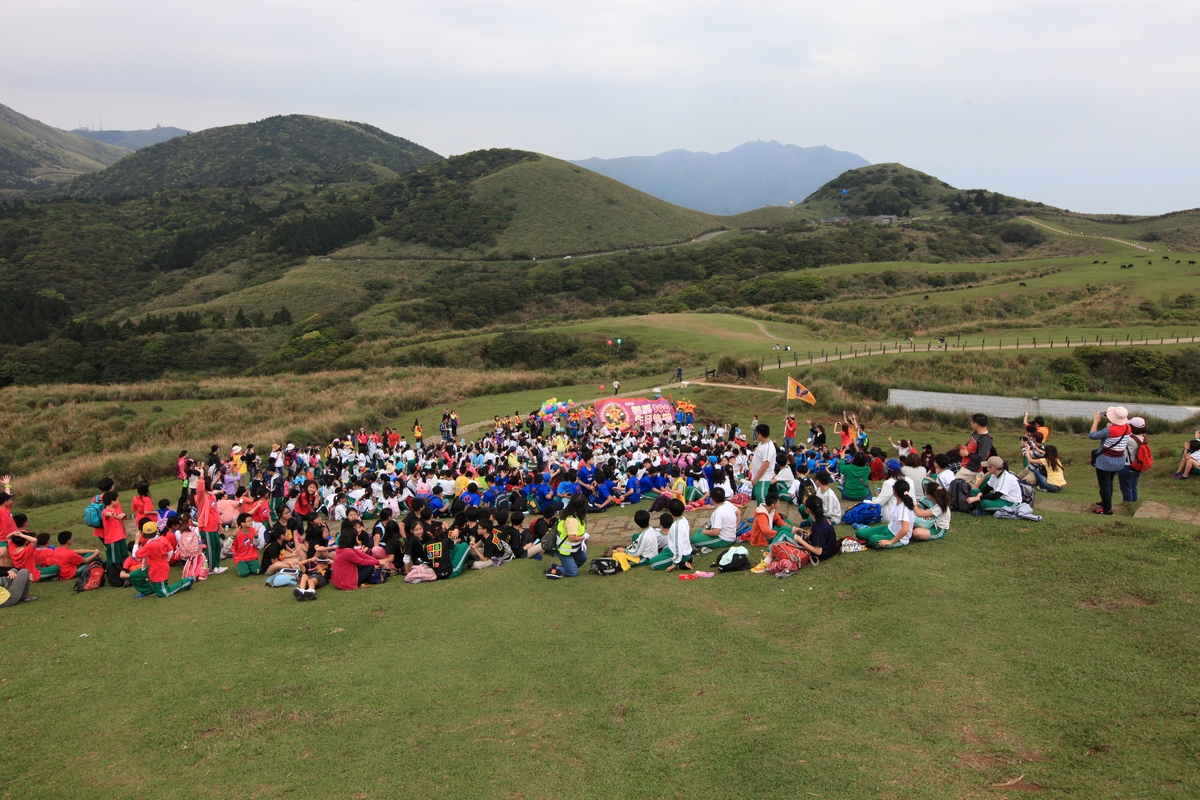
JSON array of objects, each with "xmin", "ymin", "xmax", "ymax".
[{"xmin": 1018, "ymin": 216, "xmax": 1154, "ymax": 252}]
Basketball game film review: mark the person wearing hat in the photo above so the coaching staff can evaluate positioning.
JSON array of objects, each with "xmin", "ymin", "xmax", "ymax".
[
  {"xmin": 1089, "ymin": 406, "xmax": 1133, "ymax": 516},
  {"xmin": 872, "ymin": 458, "xmax": 907, "ymax": 523},
  {"xmin": 132, "ymin": 520, "xmax": 193, "ymax": 598},
  {"xmin": 1119, "ymin": 417, "xmax": 1149, "ymax": 502},
  {"xmin": 783, "ymin": 414, "xmax": 797, "ymax": 450},
  {"xmin": 966, "ymin": 456, "xmax": 1022, "ymax": 513}
]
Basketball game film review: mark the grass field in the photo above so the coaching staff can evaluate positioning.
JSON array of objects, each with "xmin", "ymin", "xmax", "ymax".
[{"xmin": 2, "ymin": 511, "xmax": 1198, "ymax": 800}]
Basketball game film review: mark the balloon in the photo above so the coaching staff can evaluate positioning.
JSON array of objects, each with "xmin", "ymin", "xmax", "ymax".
[
  {"xmin": 607, "ymin": 339, "xmax": 612, "ymax": 346},
  {"xmin": 600, "ymin": 384, "xmax": 605, "ymax": 391},
  {"xmin": 616, "ymin": 338, "xmax": 622, "ymax": 345},
  {"xmin": 841, "ymin": 189, "xmax": 848, "ymax": 195}
]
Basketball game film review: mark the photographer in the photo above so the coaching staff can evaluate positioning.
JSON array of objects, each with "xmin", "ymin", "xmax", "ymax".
[{"xmin": 1088, "ymin": 406, "xmax": 1132, "ymax": 516}]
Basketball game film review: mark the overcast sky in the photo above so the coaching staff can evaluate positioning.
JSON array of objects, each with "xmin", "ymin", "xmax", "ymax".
[{"xmin": 5, "ymin": 1, "xmax": 1198, "ymax": 214}]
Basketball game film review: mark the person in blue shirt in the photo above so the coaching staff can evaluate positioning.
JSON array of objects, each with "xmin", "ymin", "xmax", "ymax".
[
  {"xmin": 637, "ymin": 468, "xmax": 657, "ymax": 496},
  {"xmin": 589, "ymin": 477, "xmax": 617, "ymax": 512},
  {"xmin": 576, "ymin": 453, "xmax": 596, "ymax": 497},
  {"xmin": 531, "ymin": 474, "xmax": 555, "ymax": 512},
  {"xmin": 555, "ymin": 469, "xmax": 579, "ymax": 500},
  {"xmin": 461, "ymin": 483, "xmax": 482, "ymax": 508},
  {"xmin": 616, "ymin": 474, "xmax": 642, "ymax": 506},
  {"xmin": 427, "ymin": 485, "xmax": 446, "ymax": 517}
]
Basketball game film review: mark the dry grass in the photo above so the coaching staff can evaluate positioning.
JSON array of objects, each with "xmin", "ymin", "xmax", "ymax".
[{"xmin": 0, "ymin": 367, "xmax": 556, "ymax": 507}]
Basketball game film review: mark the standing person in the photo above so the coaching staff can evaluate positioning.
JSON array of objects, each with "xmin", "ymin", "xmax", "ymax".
[
  {"xmin": 782, "ymin": 414, "xmax": 797, "ymax": 451},
  {"xmin": 612, "ymin": 379, "xmax": 621, "ymax": 396},
  {"xmin": 0, "ymin": 475, "xmax": 15, "ymax": 538},
  {"xmin": 195, "ymin": 474, "xmax": 226, "ymax": 574},
  {"xmin": 450, "ymin": 411, "xmax": 459, "ymax": 439},
  {"xmin": 131, "ymin": 482, "xmax": 155, "ymax": 524},
  {"xmin": 544, "ymin": 495, "xmax": 588, "ymax": 579},
  {"xmin": 956, "ymin": 414, "xmax": 995, "ymax": 482},
  {"xmin": 100, "ymin": 490, "xmax": 130, "ymax": 567},
  {"xmin": 1089, "ymin": 406, "xmax": 1131, "ymax": 516},
  {"xmin": 749, "ymin": 424, "xmax": 777, "ymax": 504},
  {"xmin": 676, "ymin": 367, "xmax": 683, "ymax": 383},
  {"xmin": 1118, "ymin": 417, "xmax": 1149, "ymax": 503},
  {"xmin": 412, "ymin": 419, "xmax": 423, "ymax": 446}
]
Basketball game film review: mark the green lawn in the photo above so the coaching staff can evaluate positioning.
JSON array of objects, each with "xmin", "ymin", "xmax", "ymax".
[{"xmin": 2, "ymin": 512, "xmax": 1197, "ymax": 799}]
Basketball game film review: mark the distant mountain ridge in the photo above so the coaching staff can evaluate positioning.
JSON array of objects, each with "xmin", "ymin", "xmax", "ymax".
[
  {"xmin": 67, "ymin": 114, "xmax": 444, "ymax": 198},
  {"xmin": 0, "ymin": 102, "xmax": 130, "ymax": 189},
  {"xmin": 572, "ymin": 140, "xmax": 870, "ymax": 215},
  {"xmin": 72, "ymin": 126, "xmax": 190, "ymax": 151}
]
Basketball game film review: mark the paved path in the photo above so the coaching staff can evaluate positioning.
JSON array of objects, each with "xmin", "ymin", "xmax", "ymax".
[{"xmin": 1017, "ymin": 216, "xmax": 1154, "ymax": 251}]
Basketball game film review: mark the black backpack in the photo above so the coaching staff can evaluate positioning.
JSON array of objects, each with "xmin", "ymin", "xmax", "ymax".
[
  {"xmin": 948, "ymin": 479, "xmax": 974, "ymax": 513},
  {"xmin": 716, "ymin": 551, "xmax": 751, "ymax": 573},
  {"xmin": 589, "ymin": 558, "xmax": 620, "ymax": 575},
  {"xmin": 105, "ymin": 561, "xmax": 129, "ymax": 588},
  {"xmin": 74, "ymin": 561, "xmax": 107, "ymax": 592}
]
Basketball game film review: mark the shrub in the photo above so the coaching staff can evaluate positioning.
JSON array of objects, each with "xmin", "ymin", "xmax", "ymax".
[{"xmin": 1060, "ymin": 373, "xmax": 1086, "ymax": 392}]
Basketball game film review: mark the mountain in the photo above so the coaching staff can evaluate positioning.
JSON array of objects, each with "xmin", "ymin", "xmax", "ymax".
[
  {"xmin": 571, "ymin": 140, "xmax": 869, "ymax": 215},
  {"xmin": 799, "ymin": 163, "xmax": 1043, "ymax": 219},
  {"xmin": 68, "ymin": 114, "xmax": 443, "ymax": 198},
  {"xmin": 72, "ymin": 125, "xmax": 190, "ymax": 151},
  {"xmin": 0, "ymin": 102, "xmax": 130, "ymax": 189}
]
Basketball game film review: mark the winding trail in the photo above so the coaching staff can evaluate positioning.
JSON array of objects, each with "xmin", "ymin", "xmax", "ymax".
[{"xmin": 1018, "ymin": 216, "xmax": 1154, "ymax": 251}]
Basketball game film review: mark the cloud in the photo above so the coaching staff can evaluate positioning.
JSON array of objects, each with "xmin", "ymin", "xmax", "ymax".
[{"xmin": 2, "ymin": 0, "xmax": 1197, "ymax": 213}]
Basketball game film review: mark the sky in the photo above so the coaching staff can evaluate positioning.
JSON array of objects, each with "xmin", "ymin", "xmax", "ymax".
[{"xmin": 4, "ymin": 0, "xmax": 1198, "ymax": 214}]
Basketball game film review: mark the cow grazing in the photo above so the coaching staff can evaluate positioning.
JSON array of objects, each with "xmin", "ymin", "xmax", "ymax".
[
  {"xmin": 1093, "ymin": 260, "xmax": 1099, "ymax": 264},
  {"xmin": 923, "ymin": 295, "xmax": 929, "ymax": 300},
  {"xmin": 1102, "ymin": 261, "xmax": 1107, "ymax": 264},
  {"xmin": 1190, "ymin": 261, "xmax": 1197, "ymax": 266},
  {"xmin": 1019, "ymin": 282, "xmax": 1027, "ymax": 287}
]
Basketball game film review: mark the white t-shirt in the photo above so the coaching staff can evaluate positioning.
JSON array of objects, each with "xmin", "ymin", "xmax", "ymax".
[
  {"xmin": 750, "ymin": 440, "xmax": 777, "ymax": 483},
  {"xmin": 667, "ymin": 518, "xmax": 693, "ymax": 563},
  {"xmin": 901, "ymin": 466, "xmax": 927, "ymax": 501},
  {"xmin": 815, "ymin": 485, "xmax": 842, "ymax": 524},
  {"xmin": 988, "ymin": 471, "xmax": 1023, "ymax": 505},
  {"xmin": 707, "ymin": 502, "xmax": 739, "ymax": 542},
  {"xmin": 888, "ymin": 503, "xmax": 915, "ymax": 546},
  {"xmin": 930, "ymin": 502, "xmax": 952, "ymax": 531},
  {"xmin": 936, "ymin": 469, "xmax": 955, "ymax": 491}
]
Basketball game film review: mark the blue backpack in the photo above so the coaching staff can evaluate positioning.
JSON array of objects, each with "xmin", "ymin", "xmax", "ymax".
[
  {"xmin": 83, "ymin": 499, "xmax": 105, "ymax": 528},
  {"xmin": 842, "ymin": 502, "xmax": 882, "ymax": 527}
]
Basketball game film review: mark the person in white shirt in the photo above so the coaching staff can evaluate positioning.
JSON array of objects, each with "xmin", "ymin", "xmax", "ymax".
[
  {"xmin": 934, "ymin": 454, "xmax": 955, "ymax": 491},
  {"xmin": 749, "ymin": 424, "xmax": 777, "ymax": 504},
  {"xmin": 663, "ymin": 499, "xmax": 693, "ymax": 572},
  {"xmin": 693, "ymin": 488, "xmax": 739, "ymax": 546},
  {"xmin": 913, "ymin": 482, "xmax": 952, "ymax": 541},
  {"xmin": 628, "ymin": 509, "xmax": 668, "ymax": 559},
  {"xmin": 900, "ymin": 452, "xmax": 927, "ymax": 502},
  {"xmin": 967, "ymin": 456, "xmax": 1023, "ymax": 511},
  {"xmin": 858, "ymin": 479, "xmax": 916, "ymax": 548},
  {"xmin": 811, "ymin": 471, "xmax": 842, "ymax": 524}
]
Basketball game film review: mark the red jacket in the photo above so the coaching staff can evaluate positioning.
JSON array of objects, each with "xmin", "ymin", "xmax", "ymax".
[{"xmin": 332, "ymin": 547, "xmax": 378, "ymax": 590}]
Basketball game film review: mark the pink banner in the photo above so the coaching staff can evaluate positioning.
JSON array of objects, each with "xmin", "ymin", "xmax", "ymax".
[{"xmin": 593, "ymin": 398, "xmax": 675, "ymax": 430}]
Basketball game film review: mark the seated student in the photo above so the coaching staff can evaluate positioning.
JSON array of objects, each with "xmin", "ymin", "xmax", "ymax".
[
  {"xmin": 873, "ymin": 459, "xmax": 905, "ymax": 524},
  {"xmin": 614, "ymin": 472, "xmax": 642, "ymax": 506},
  {"xmin": 656, "ymin": 499, "xmax": 693, "ymax": 573},
  {"xmin": 747, "ymin": 492, "xmax": 789, "ymax": 547},
  {"xmin": 1023, "ymin": 443, "xmax": 1066, "ymax": 493},
  {"xmin": 231, "ymin": 513, "xmax": 262, "ymax": 577},
  {"xmin": 331, "ymin": 528, "xmax": 381, "ymax": 589},
  {"xmin": 690, "ymin": 487, "xmax": 738, "ymax": 548},
  {"xmin": 966, "ymin": 457, "xmax": 1022, "ymax": 513},
  {"xmin": 912, "ymin": 483, "xmax": 951, "ymax": 541},
  {"xmin": 468, "ymin": 521, "xmax": 507, "ymax": 569},
  {"xmin": 804, "ymin": 470, "xmax": 842, "ymax": 525},
  {"xmin": 33, "ymin": 533, "xmax": 63, "ymax": 581},
  {"xmin": 427, "ymin": 485, "xmax": 447, "ymax": 517},
  {"xmin": 856, "ymin": 479, "xmax": 916, "ymax": 549},
  {"xmin": 294, "ymin": 555, "xmax": 330, "ymax": 600},
  {"xmin": 460, "ymin": 483, "xmax": 482, "ymax": 508},
  {"xmin": 628, "ymin": 509, "xmax": 668, "ymax": 560},
  {"xmin": 795, "ymin": 495, "xmax": 838, "ymax": 562},
  {"xmin": 503, "ymin": 511, "xmax": 531, "ymax": 558},
  {"xmin": 132, "ymin": 521, "xmax": 193, "ymax": 598},
  {"xmin": 650, "ymin": 466, "xmax": 686, "ymax": 512},
  {"xmin": 769, "ymin": 453, "xmax": 796, "ymax": 503},
  {"xmin": 900, "ymin": 452, "xmax": 927, "ymax": 502},
  {"xmin": 1173, "ymin": 439, "xmax": 1200, "ymax": 479},
  {"xmin": 555, "ymin": 470, "xmax": 580, "ymax": 500},
  {"xmin": 8, "ymin": 524, "xmax": 50, "ymax": 583},
  {"xmin": 867, "ymin": 448, "xmax": 887, "ymax": 481},
  {"xmin": 261, "ymin": 526, "xmax": 301, "ymax": 575},
  {"xmin": 931, "ymin": 454, "xmax": 955, "ymax": 492},
  {"xmin": 840, "ymin": 451, "xmax": 873, "ymax": 502},
  {"xmin": 588, "ymin": 473, "xmax": 619, "ymax": 513},
  {"xmin": 52, "ymin": 531, "xmax": 102, "ymax": 581},
  {"xmin": 920, "ymin": 444, "xmax": 937, "ymax": 472}
]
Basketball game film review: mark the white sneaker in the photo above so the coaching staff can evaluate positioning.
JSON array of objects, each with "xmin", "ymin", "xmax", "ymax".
[{"xmin": 210, "ymin": 567, "xmax": 228, "ymax": 574}]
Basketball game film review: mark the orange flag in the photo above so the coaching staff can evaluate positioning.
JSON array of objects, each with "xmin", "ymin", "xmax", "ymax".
[{"xmin": 787, "ymin": 376, "xmax": 817, "ymax": 405}]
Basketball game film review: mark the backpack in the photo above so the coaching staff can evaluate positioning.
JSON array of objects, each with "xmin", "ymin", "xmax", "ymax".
[
  {"xmin": 74, "ymin": 561, "xmax": 107, "ymax": 592},
  {"xmin": 176, "ymin": 528, "xmax": 203, "ymax": 560},
  {"xmin": 716, "ymin": 546, "xmax": 751, "ymax": 572},
  {"xmin": 842, "ymin": 502, "xmax": 882, "ymax": 527},
  {"xmin": 588, "ymin": 558, "xmax": 620, "ymax": 575},
  {"xmin": 105, "ymin": 561, "xmax": 129, "ymax": 588},
  {"xmin": 768, "ymin": 541, "xmax": 809, "ymax": 574},
  {"xmin": 83, "ymin": 499, "xmax": 104, "ymax": 529},
  {"xmin": 1020, "ymin": 480, "xmax": 1036, "ymax": 507},
  {"xmin": 264, "ymin": 569, "xmax": 299, "ymax": 588},
  {"xmin": 1128, "ymin": 436, "xmax": 1153, "ymax": 472},
  {"xmin": 948, "ymin": 479, "xmax": 974, "ymax": 513}
]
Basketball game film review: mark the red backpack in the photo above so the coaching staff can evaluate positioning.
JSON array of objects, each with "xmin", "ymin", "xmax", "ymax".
[
  {"xmin": 74, "ymin": 561, "xmax": 107, "ymax": 592},
  {"xmin": 1129, "ymin": 436, "xmax": 1153, "ymax": 472}
]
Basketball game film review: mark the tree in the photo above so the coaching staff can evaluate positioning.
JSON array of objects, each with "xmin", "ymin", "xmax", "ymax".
[{"xmin": 233, "ymin": 308, "xmax": 250, "ymax": 329}]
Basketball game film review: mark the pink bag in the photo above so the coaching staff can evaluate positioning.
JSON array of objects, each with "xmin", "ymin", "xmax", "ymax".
[{"xmin": 404, "ymin": 564, "xmax": 437, "ymax": 583}]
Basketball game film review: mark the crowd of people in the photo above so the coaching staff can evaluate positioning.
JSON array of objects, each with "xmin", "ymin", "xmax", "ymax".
[{"xmin": 0, "ymin": 401, "xmax": 1193, "ymax": 605}]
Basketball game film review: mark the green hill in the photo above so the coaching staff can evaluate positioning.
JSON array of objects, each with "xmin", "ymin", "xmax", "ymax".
[
  {"xmin": 68, "ymin": 114, "xmax": 443, "ymax": 198},
  {"xmin": 72, "ymin": 125, "xmax": 190, "ymax": 151},
  {"xmin": 800, "ymin": 163, "xmax": 1044, "ymax": 219},
  {"xmin": 0, "ymin": 102, "xmax": 130, "ymax": 190}
]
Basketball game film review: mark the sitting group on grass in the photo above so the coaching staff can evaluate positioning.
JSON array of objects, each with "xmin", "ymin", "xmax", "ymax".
[{"xmin": 0, "ymin": 402, "xmax": 1187, "ymax": 603}]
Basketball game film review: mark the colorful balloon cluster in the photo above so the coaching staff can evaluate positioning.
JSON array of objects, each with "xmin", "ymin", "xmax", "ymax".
[{"xmin": 538, "ymin": 397, "xmax": 574, "ymax": 419}]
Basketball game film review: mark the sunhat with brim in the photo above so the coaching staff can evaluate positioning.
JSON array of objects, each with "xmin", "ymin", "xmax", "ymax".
[{"xmin": 1105, "ymin": 406, "xmax": 1130, "ymax": 426}]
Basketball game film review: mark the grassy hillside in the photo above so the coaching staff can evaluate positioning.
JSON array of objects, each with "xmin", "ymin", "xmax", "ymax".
[
  {"xmin": 0, "ymin": 102, "xmax": 130, "ymax": 189},
  {"xmin": 799, "ymin": 162, "xmax": 1044, "ymax": 220},
  {"xmin": 1026, "ymin": 206, "xmax": 1200, "ymax": 251},
  {"xmin": 72, "ymin": 125, "xmax": 190, "ymax": 151},
  {"xmin": 67, "ymin": 114, "xmax": 442, "ymax": 198}
]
